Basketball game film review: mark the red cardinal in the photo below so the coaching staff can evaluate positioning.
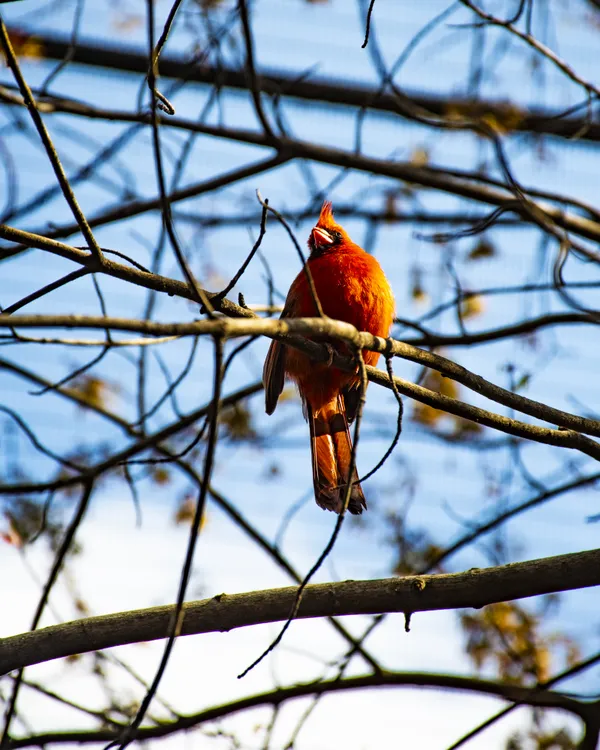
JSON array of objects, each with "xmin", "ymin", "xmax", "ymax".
[{"xmin": 263, "ymin": 201, "xmax": 395, "ymax": 514}]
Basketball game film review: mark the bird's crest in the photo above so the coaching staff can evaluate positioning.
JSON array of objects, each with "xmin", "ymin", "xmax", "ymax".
[{"xmin": 317, "ymin": 200, "xmax": 335, "ymax": 229}]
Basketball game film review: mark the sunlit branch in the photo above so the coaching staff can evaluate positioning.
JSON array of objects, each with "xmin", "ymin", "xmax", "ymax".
[
  {"xmin": 2, "ymin": 313, "xmax": 600, "ymax": 449},
  {"xmin": 0, "ymin": 357, "xmax": 383, "ymax": 675},
  {"xmin": 1, "ymin": 548, "xmax": 598, "ymax": 675},
  {"xmin": 0, "ymin": 19, "xmax": 104, "ymax": 264}
]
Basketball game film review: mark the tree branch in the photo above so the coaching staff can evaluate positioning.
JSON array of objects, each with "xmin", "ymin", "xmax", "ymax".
[
  {"xmin": 8, "ymin": 29, "xmax": 600, "ymax": 144},
  {"xmin": 0, "ymin": 20, "xmax": 104, "ymax": 265},
  {"xmin": 0, "ymin": 548, "xmax": 598, "ymax": 676},
  {"xmin": 5, "ymin": 670, "xmax": 594, "ymax": 748},
  {"xmin": 2, "ymin": 131, "xmax": 600, "ymax": 253},
  {"xmin": 0, "ymin": 153, "xmax": 287, "ymax": 262},
  {"xmin": 459, "ymin": 0, "xmax": 600, "ymax": 101},
  {"xmin": 2, "ymin": 313, "xmax": 600, "ymax": 451},
  {"xmin": 404, "ymin": 312, "xmax": 597, "ymax": 348}
]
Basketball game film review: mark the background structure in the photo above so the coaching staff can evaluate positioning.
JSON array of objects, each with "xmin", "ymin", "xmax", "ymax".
[{"xmin": 0, "ymin": 1, "xmax": 599, "ymax": 748}]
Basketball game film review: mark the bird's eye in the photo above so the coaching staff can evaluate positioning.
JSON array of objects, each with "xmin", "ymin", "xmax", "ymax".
[{"xmin": 332, "ymin": 230, "xmax": 342, "ymax": 240}]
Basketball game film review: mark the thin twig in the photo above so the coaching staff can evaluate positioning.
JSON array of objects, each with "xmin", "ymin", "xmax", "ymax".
[
  {"xmin": 361, "ymin": 0, "xmax": 377, "ymax": 48},
  {"xmin": 237, "ymin": 347, "xmax": 368, "ymax": 678},
  {"xmin": 459, "ymin": 0, "xmax": 600, "ymax": 100},
  {"xmin": 3, "ymin": 269, "xmax": 90, "ymax": 316},
  {"xmin": 356, "ymin": 352, "xmax": 403, "ymax": 484},
  {"xmin": 445, "ymin": 649, "xmax": 600, "ymax": 750},
  {"xmin": 238, "ymin": 0, "xmax": 275, "ymax": 138},
  {"xmin": 112, "ymin": 338, "xmax": 224, "ymax": 748},
  {"xmin": 146, "ymin": 0, "xmax": 216, "ymax": 317},
  {"xmin": 215, "ymin": 200, "xmax": 269, "ymax": 302},
  {"xmin": 256, "ymin": 192, "xmax": 324, "ymax": 317},
  {"xmin": 147, "ymin": 0, "xmax": 183, "ymax": 115},
  {"xmin": 0, "ymin": 17, "xmax": 104, "ymax": 264},
  {"xmin": 0, "ymin": 479, "xmax": 95, "ymax": 745}
]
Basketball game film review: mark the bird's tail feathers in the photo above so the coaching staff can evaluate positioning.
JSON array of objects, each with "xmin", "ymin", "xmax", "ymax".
[{"xmin": 308, "ymin": 396, "xmax": 366, "ymax": 515}]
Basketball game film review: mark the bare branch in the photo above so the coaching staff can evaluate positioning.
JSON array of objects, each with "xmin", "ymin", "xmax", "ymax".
[
  {"xmin": 8, "ymin": 30, "xmax": 600, "ymax": 144},
  {"xmin": 459, "ymin": 0, "xmax": 600, "ymax": 100},
  {"xmin": 116, "ymin": 337, "xmax": 225, "ymax": 746},
  {"xmin": 1, "ymin": 480, "xmax": 95, "ymax": 744},
  {"xmin": 1, "ymin": 548, "xmax": 598, "ymax": 676},
  {"xmin": 5, "ymin": 670, "xmax": 595, "ymax": 749},
  {"xmin": 0, "ymin": 19, "xmax": 104, "ymax": 264},
  {"xmin": 2, "ymin": 314, "xmax": 600, "ymax": 455},
  {"xmin": 0, "ymin": 357, "xmax": 382, "ymax": 674}
]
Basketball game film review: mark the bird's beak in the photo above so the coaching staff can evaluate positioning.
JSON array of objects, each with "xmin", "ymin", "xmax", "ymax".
[{"xmin": 312, "ymin": 226, "xmax": 333, "ymax": 248}]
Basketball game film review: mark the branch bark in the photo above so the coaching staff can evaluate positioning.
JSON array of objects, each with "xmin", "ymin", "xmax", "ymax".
[
  {"xmin": 2, "ymin": 313, "xmax": 600, "ymax": 455},
  {"xmin": 0, "ymin": 358, "xmax": 383, "ymax": 675},
  {"xmin": 1, "ymin": 548, "xmax": 598, "ymax": 676},
  {"xmin": 8, "ymin": 29, "xmax": 600, "ymax": 144},
  {"xmin": 5, "ymin": 671, "xmax": 595, "ymax": 748}
]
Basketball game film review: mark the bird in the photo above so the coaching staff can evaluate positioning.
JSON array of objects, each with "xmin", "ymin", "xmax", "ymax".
[{"xmin": 263, "ymin": 201, "xmax": 395, "ymax": 514}]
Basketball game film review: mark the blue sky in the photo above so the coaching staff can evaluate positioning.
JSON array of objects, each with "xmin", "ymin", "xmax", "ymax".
[{"xmin": 0, "ymin": 0, "xmax": 599, "ymax": 747}]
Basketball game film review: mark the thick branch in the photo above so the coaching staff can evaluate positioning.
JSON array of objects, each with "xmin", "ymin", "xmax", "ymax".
[
  {"xmin": 2, "ymin": 227, "xmax": 596, "ymax": 354},
  {"xmin": 0, "ymin": 224, "xmax": 253, "ymax": 319},
  {"xmin": 8, "ymin": 30, "xmax": 600, "ymax": 144},
  {"xmin": 0, "ymin": 548, "xmax": 598, "ymax": 675},
  {"xmin": 2, "ymin": 313, "xmax": 600, "ymax": 453},
  {"xmin": 5, "ymin": 671, "xmax": 593, "ymax": 748}
]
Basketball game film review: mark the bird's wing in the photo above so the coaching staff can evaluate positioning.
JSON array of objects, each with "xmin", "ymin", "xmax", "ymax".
[
  {"xmin": 341, "ymin": 384, "xmax": 361, "ymax": 424},
  {"xmin": 263, "ymin": 296, "xmax": 298, "ymax": 415},
  {"xmin": 263, "ymin": 338, "xmax": 286, "ymax": 415}
]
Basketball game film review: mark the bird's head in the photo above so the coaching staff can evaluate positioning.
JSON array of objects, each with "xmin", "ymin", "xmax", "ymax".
[{"xmin": 308, "ymin": 201, "xmax": 351, "ymax": 254}]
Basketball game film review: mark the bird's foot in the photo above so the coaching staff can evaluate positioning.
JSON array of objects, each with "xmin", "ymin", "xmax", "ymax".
[{"xmin": 323, "ymin": 343, "xmax": 335, "ymax": 368}]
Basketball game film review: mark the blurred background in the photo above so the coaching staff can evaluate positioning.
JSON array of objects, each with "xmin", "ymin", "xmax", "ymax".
[{"xmin": 0, "ymin": 0, "xmax": 599, "ymax": 748}]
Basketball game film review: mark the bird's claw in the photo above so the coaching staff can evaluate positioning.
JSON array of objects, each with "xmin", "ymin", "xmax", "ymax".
[{"xmin": 323, "ymin": 343, "xmax": 335, "ymax": 368}]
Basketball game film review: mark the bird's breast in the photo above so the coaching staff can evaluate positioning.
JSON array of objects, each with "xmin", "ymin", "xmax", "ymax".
[{"xmin": 301, "ymin": 249, "xmax": 394, "ymax": 338}]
